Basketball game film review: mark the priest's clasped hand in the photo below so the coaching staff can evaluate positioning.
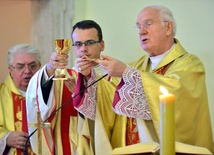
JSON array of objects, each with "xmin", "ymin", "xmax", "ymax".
[
  {"xmin": 94, "ymin": 55, "xmax": 127, "ymax": 77},
  {"xmin": 6, "ymin": 131, "xmax": 30, "ymax": 150}
]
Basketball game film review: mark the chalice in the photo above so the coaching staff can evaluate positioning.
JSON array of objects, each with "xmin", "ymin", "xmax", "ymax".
[{"xmin": 53, "ymin": 39, "xmax": 72, "ymax": 80}]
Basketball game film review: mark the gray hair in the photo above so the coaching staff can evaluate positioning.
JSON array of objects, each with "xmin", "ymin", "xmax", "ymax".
[
  {"xmin": 8, "ymin": 44, "xmax": 41, "ymax": 66},
  {"xmin": 146, "ymin": 5, "xmax": 177, "ymax": 36}
]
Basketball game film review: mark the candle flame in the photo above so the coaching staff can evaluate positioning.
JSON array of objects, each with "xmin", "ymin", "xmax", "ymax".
[{"xmin": 160, "ymin": 86, "xmax": 169, "ymax": 95}]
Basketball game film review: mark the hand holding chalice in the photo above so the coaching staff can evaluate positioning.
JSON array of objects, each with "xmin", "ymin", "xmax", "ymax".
[{"xmin": 53, "ymin": 39, "xmax": 71, "ymax": 80}]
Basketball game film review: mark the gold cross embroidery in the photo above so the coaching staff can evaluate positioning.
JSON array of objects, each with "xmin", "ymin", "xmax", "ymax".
[{"xmin": 28, "ymin": 111, "xmax": 50, "ymax": 155}]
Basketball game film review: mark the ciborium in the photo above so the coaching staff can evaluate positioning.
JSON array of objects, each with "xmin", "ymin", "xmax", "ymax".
[{"xmin": 53, "ymin": 39, "xmax": 72, "ymax": 80}]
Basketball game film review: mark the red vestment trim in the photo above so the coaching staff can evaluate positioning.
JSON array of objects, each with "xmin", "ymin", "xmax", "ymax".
[
  {"xmin": 12, "ymin": 92, "xmax": 35, "ymax": 155},
  {"xmin": 126, "ymin": 117, "xmax": 140, "ymax": 145},
  {"xmin": 61, "ymin": 69, "xmax": 78, "ymax": 155},
  {"xmin": 154, "ymin": 65, "xmax": 169, "ymax": 75}
]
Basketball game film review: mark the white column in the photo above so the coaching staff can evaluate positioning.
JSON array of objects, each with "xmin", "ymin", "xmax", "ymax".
[{"xmin": 31, "ymin": 0, "xmax": 74, "ymax": 67}]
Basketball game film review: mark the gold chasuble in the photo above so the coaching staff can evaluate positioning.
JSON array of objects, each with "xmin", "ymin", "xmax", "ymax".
[
  {"xmin": 96, "ymin": 76, "xmax": 127, "ymax": 151},
  {"xmin": 74, "ymin": 39, "xmax": 213, "ymax": 154},
  {"xmin": 0, "ymin": 74, "xmax": 35, "ymax": 155},
  {"xmin": 125, "ymin": 39, "xmax": 213, "ymax": 153},
  {"xmin": 91, "ymin": 39, "xmax": 213, "ymax": 153}
]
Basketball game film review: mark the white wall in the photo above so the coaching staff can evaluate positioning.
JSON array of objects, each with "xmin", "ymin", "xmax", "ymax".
[{"xmin": 73, "ymin": 0, "xmax": 214, "ymax": 138}]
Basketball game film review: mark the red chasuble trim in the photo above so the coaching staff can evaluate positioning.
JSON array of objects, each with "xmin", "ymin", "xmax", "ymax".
[
  {"xmin": 153, "ymin": 65, "xmax": 169, "ymax": 75},
  {"xmin": 126, "ymin": 117, "xmax": 140, "ymax": 145},
  {"xmin": 12, "ymin": 92, "xmax": 35, "ymax": 155},
  {"xmin": 60, "ymin": 69, "xmax": 78, "ymax": 155}
]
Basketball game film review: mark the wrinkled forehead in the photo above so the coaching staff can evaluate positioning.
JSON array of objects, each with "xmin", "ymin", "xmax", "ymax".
[
  {"xmin": 72, "ymin": 28, "xmax": 99, "ymax": 42},
  {"xmin": 136, "ymin": 7, "xmax": 161, "ymax": 23}
]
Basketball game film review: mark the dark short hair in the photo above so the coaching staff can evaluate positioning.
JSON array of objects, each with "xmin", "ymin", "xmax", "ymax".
[{"xmin": 71, "ymin": 20, "xmax": 103, "ymax": 41}]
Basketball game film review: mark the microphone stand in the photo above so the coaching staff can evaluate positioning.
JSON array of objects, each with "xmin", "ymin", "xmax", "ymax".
[{"xmin": 23, "ymin": 73, "xmax": 108, "ymax": 155}]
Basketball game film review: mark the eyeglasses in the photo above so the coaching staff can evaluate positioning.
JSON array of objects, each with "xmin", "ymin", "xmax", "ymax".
[
  {"xmin": 135, "ymin": 20, "xmax": 153, "ymax": 29},
  {"xmin": 72, "ymin": 40, "xmax": 101, "ymax": 48},
  {"xmin": 135, "ymin": 20, "xmax": 168, "ymax": 30},
  {"xmin": 10, "ymin": 63, "xmax": 40, "ymax": 71}
]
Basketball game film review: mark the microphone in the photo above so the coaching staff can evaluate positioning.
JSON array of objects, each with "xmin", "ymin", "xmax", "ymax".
[{"xmin": 23, "ymin": 73, "xmax": 108, "ymax": 155}]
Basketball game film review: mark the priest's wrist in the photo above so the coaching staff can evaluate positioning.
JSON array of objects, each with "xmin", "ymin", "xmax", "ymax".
[{"xmin": 46, "ymin": 62, "xmax": 55, "ymax": 77}]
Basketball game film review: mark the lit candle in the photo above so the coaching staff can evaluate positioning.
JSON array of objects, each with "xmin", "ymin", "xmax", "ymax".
[{"xmin": 159, "ymin": 86, "xmax": 175, "ymax": 155}]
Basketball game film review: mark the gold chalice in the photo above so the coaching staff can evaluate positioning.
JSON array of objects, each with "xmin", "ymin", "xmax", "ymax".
[{"xmin": 53, "ymin": 39, "xmax": 72, "ymax": 80}]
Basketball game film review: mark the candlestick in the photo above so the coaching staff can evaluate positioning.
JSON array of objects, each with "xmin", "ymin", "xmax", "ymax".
[{"xmin": 159, "ymin": 86, "xmax": 175, "ymax": 155}]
